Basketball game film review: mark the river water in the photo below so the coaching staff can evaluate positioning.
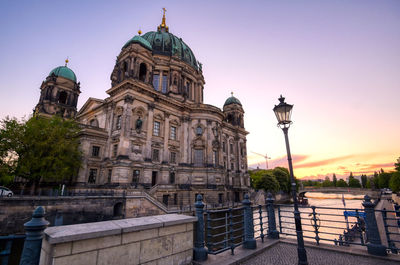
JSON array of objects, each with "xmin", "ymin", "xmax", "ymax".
[{"xmin": 276, "ymin": 192, "xmax": 366, "ymax": 245}]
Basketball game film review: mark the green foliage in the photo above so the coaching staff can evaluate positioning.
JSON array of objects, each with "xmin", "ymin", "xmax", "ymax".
[
  {"xmin": 389, "ymin": 172, "xmax": 400, "ymax": 193},
  {"xmin": 348, "ymin": 175, "xmax": 361, "ymax": 188},
  {"xmin": 249, "ymin": 169, "xmax": 280, "ymax": 193},
  {"xmin": 322, "ymin": 176, "xmax": 334, "ymax": 187},
  {"xmin": 0, "ymin": 116, "xmax": 82, "ymax": 189},
  {"xmin": 378, "ymin": 172, "xmax": 392, "ymax": 189},
  {"xmin": 366, "ymin": 177, "xmax": 372, "ymax": 189},
  {"xmin": 332, "ymin": 174, "xmax": 337, "ymax": 187},
  {"xmin": 336, "ymin": 179, "xmax": 348, "ymax": 187},
  {"xmin": 302, "ymin": 180, "xmax": 322, "ymax": 187},
  {"xmin": 372, "ymin": 172, "xmax": 379, "ymax": 189},
  {"xmin": 272, "ymin": 167, "xmax": 290, "ymax": 193},
  {"xmin": 361, "ymin": 174, "xmax": 367, "ymax": 188},
  {"xmin": 395, "ymin": 158, "xmax": 400, "ymax": 172}
]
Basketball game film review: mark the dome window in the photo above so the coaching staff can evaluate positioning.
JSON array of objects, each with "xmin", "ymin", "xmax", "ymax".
[
  {"xmin": 58, "ymin": 91, "xmax": 68, "ymax": 104},
  {"xmin": 139, "ymin": 63, "xmax": 147, "ymax": 82}
]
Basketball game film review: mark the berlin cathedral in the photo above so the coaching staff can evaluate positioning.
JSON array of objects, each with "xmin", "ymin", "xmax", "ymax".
[{"xmin": 34, "ymin": 11, "xmax": 250, "ymax": 206}]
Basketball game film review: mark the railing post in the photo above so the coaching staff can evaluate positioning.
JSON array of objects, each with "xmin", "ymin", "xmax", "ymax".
[
  {"xmin": 19, "ymin": 206, "xmax": 49, "ymax": 265},
  {"xmin": 266, "ymin": 193, "xmax": 279, "ymax": 239},
  {"xmin": 242, "ymin": 193, "xmax": 256, "ymax": 249},
  {"xmin": 362, "ymin": 195, "xmax": 387, "ymax": 256},
  {"xmin": 193, "ymin": 195, "xmax": 208, "ymax": 261}
]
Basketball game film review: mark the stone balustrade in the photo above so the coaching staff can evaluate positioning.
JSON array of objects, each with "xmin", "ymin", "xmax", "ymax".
[{"xmin": 39, "ymin": 214, "xmax": 197, "ymax": 265}]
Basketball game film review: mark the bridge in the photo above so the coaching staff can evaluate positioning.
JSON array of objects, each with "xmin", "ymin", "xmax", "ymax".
[{"xmin": 298, "ymin": 187, "xmax": 380, "ymax": 198}]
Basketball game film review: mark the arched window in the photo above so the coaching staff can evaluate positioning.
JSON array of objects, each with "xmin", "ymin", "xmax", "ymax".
[
  {"xmin": 123, "ymin": 61, "xmax": 128, "ymax": 73},
  {"xmin": 58, "ymin": 91, "xmax": 68, "ymax": 104},
  {"xmin": 89, "ymin": 119, "xmax": 99, "ymax": 127},
  {"xmin": 139, "ymin": 63, "xmax": 147, "ymax": 81}
]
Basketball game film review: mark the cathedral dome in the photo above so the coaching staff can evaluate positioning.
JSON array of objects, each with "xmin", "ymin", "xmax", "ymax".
[
  {"xmin": 49, "ymin": 66, "xmax": 76, "ymax": 82},
  {"xmin": 224, "ymin": 95, "xmax": 242, "ymax": 107},
  {"xmin": 123, "ymin": 9, "xmax": 199, "ymax": 70}
]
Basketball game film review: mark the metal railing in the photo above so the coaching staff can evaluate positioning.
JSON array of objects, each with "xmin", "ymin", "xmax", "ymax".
[
  {"xmin": 0, "ymin": 235, "xmax": 26, "ymax": 265},
  {"xmin": 276, "ymin": 204, "xmax": 366, "ymax": 247},
  {"xmin": 382, "ymin": 208, "xmax": 400, "ymax": 254}
]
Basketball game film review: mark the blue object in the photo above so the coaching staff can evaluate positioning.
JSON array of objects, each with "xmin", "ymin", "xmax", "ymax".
[{"xmin": 344, "ymin": 211, "xmax": 366, "ymax": 218}]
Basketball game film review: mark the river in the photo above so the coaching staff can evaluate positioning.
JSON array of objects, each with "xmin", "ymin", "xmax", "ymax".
[{"xmin": 276, "ymin": 192, "xmax": 366, "ymax": 245}]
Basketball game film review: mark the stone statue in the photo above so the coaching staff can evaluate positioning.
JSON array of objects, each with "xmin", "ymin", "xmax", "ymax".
[{"xmin": 135, "ymin": 117, "xmax": 143, "ymax": 132}]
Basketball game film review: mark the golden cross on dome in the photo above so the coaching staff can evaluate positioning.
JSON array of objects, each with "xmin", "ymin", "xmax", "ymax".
[
  {"xmin": 231, "ymin": 92, "xmax": 234, "ymax": 97},
  {"xmin": 158, "ymin": 7, "xmax": 169, "ymax": 32},
  {"xmin": 138, "ymin": 29, "xmax": 142, "ymax": 35},
  {"xmin": 65, "ymin": 57, "xmax": 69, "ymax": 67}
]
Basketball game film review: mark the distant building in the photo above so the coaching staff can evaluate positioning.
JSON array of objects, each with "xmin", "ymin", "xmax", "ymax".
[{"xmin": 34, "ymin": 11, "xmax": 250, "ymax": 206}]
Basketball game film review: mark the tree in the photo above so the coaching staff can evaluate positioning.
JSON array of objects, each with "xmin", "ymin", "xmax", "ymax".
[
  {"xmin": 389, "ymin": 172, "xmax": 400, "ymax": 193},
  {"xmin": 336, "ymin": 179, "xmax": 348, "ymax": 187},
  {"xmin": 361, "ymin": 174, "xmax": 367, "ymax": 188},
  {"xmin": 395, "ymin": 157, "xmax": 400, "ymax": 172},
  {"xmin": 372, "ymin": 172, "xmax": 379, "ymax": 189},
  {"xmin": 348, "ymin": 174, "xmax": 361, "ymax": 188},
  {"xmin": 272, "ymin": 167, "xmax": 290, "ymax": 193},
  {"xmin": 332, "ymin": 174, "xmax": 337, "ymax": 187},
  {"xmin": 0, "ymin": 116, "xmax": 82, "ymax": 193},
  {"xmin": 378, "ymin": 172, "xmax": 392, "ymax": 189},
  {"xmin": 322, "ymin": 176, "xmax": 334, "ymax": 187},
  {"xmin": 251, "ymin": 170, "xmax": 280, "ymax": 193},
  {"xmin": 366, "ymin": 177, "xmax": 372, "ymax": 189}
]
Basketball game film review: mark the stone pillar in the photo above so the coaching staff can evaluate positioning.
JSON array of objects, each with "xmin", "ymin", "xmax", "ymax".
[
  {"xmin": 363, "ymin": 195, "xmax": 387, "ymax": 256},
  {"xmin": 145, "ymin": 104, "xmax": 154, "ymax": 159},
  {"xmin": 193, "ymin": 195, "xmax": 208, "ymax": 261},
  {"xmin": 19, "ymin": 206, "xmax": 49, "ymax": 265},
  {"xmin": 242, "ymin": 194, "xmax": 256, "ymax": 249},
  {"xmin": 266, "ymin": 193, "xmax": 279, "ymax": 239},
  {"xmin": 163, "ymin": 114, "xmax": 170, "ymax": 162}
]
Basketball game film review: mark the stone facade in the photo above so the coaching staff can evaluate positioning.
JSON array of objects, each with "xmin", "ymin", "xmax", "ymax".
[
  {"xmin": 39, "ymin": 214, "xmax": 196, "ymax": 265},
  {"xmin": 35, "ymin": 12, "xmax": 250, "ymax": 207}
]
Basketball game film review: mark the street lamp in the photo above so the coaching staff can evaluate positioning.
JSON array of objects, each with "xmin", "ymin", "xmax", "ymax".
[{"xmin": 273, "ymin": 95, "xmax": 308, "ymax": 265}]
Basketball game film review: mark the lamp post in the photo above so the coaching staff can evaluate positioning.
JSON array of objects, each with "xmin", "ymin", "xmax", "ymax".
[{"xmin": 273, "ymin": 95, "xmax": 308, "ymax": 265}]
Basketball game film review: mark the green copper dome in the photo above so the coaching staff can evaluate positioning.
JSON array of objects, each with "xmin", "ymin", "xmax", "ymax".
[
  {"xmin": 224, "ymin": 95, "xmax": 242, "ymax": 107},
  {"xmin": 123, "ymin": 35, "xmax": 152, "ymax": 51},
  {"xmin": 49, "ymin": 66, "xmax": 77, "ymax": 82},
  {"xmin": 141, "ymin": 31, "xmax": 198, "ymax": 70}
]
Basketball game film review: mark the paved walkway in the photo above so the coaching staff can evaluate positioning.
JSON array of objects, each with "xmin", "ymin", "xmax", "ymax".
[{"xmin": 239, "ymin": 241, "xmax": 399, "ymax": 265}]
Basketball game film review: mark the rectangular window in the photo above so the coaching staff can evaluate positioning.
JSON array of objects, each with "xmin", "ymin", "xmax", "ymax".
[
  {"xmin": 152, "ymin": 149, "xmax": 160, "ymax": 162},
  {"xmin": 107, "ymin": 169, "xmax": 112, "ymax": 183},
  {"xmin": 153, "ymin": 121, "xmax": 160, "ymax": 136},
  {"xmin": 116, "ymin": 115, "xmax": 122, "ymax": 130},
  {"xmin": 223, "ymin": 142, "xmax": 226, "ymax": 153},
  {"xmin": 92, "ymin": 146, "xmax": 100, "ymax": 157},
  {"xmin": 213, "ymin": 151, "xmax": 218, "ymax": 166},
  {"xmin": 153, "ymin": 74, "xmax": 160, "ymax": 91},
  {"xmin": 88, "ymin": 168, "xmax": 97, "ymax": 184},
  {"xmin": 169, "ymin": 172, "xmax": 175, "ymax": 184},
  {"xmin": 194, "ymin": 149, "xmax": 204, "ymax": 167},
  {"xmin": 163, "ymin": 194, "xmax": 169, "ymax": 206},
  {"xmin": 161, "ymin": 75, "xmax": 168, "ymax": 93},
  {"xmin": 218, "ymin": 193, "xmax": 223, "ymax": 204},
  {"xmin": 170, "ymin": 126, "xmax": 177, "ymax": 140},
  {"xmin": 170, "ymin": 152, "xmax": 177, "ymax": 164},
  {"xmin": 173, "ymin": 193, "xmax": 177, "ymax": 205},
  {"xmin": 152, "ymin": 171, "xmax": 157, "ymax": 186},
  {"xmin": 113, "ymin": 144, "xmax": 118, "ymax": 157},
  {"xmin": 231, "ymin": 162, "xmax": 234, "ymax": 170},
  {"xmin": 230, "ymin": 143, "xmax": 233, "ymax": 154}
]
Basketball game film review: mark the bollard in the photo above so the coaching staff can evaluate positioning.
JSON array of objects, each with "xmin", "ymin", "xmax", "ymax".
[
  {"xmin": 193, "ymin": 195, "xmax": 208, "ymax": 261},
  {"xmin": 266, "ymin": 193, "xmax": 279, "ymax": 239},
  {"xmin": 362, "ymin": 195, "xmax": 387, "ymax": 256},
  {"xmin": 242, "ymin": 194, "xmax": 256, "ymax": 249},
  {"xmin": 19, "ymin": 206, "xmax": 50, "ymax": 265}
]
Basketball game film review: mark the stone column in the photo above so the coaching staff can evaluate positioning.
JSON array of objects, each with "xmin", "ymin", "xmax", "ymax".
[
  {"xmin": 206, "ymin": 120, "xmax": 213, "ymax": 165},
  {"xmin": 163, "ymin": 113, "xmax": 170, "ymax": 162},
  {"xmin": 145, "ymin": 104, "xmax": 154, "ymax": 159}
]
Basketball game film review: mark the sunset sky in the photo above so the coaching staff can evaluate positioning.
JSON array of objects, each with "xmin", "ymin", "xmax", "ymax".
[{"xmin": 0, "ymin": 1, "xmax": 399, "ymax": 179}]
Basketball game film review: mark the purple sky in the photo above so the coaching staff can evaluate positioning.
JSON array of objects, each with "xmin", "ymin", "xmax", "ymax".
[{"xmin": 1, "ymin": 0, "xmax": 399, "ymax": 178}]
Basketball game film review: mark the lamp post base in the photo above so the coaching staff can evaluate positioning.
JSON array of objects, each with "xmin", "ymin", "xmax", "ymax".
[{"xmin": 367, "ymin": 243, "xmax": 387, "ymax": 256}]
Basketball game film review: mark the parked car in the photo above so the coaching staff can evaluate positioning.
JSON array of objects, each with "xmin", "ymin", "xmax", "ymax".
[{"xmin": 0, "ymin": 186, "xmax": 13, "ymax": 197}]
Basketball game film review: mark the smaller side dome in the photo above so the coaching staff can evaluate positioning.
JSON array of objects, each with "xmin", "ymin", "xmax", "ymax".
[
  {"xmin": 224, "ymin": 95, "xmax": 242, "ymax": 107},
  {"xmin": 49, "ymin": 66, "xmax": 77, "ymax": 82}
]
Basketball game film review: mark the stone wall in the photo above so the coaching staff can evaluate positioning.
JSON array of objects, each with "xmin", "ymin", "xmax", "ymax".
[
  {"xmin": 0, "ymin": 193, "xmax": 166, "ymax": 235},
  {"xmin": 40, "ymin": 214, "xmax": 196, "ymax": 265}
]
